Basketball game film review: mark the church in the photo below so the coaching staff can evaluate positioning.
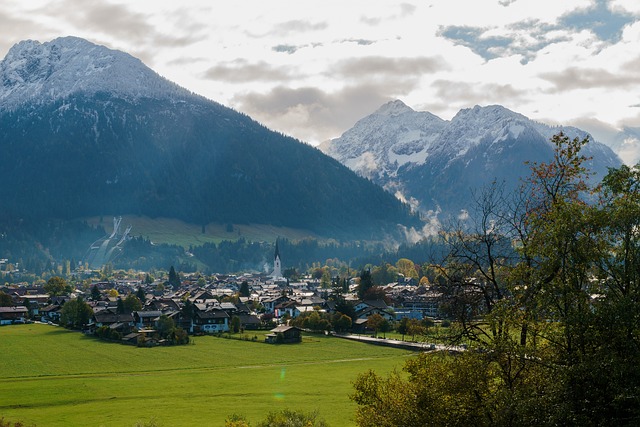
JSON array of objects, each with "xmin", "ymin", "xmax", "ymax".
[{"xmin": 271, "ymin": 239, "xmax": 283, "ymax": 279}]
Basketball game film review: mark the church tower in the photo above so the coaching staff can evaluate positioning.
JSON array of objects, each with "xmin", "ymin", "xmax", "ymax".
[{"xmin": 272, "ymin": 239, "xmax": 282, "ymax": 278}]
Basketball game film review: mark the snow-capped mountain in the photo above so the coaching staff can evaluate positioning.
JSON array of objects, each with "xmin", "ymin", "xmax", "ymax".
[
  {"xmin": 0, "ymin": 37, "xmax": 420, "ymax": 239},
  {"xmin": 321, "ymin": 100, "xmax": 622, "ymax": 216},
  {"xmin": 0, "ymin": 36, "xmax": 190, "ymax": 111},
  {"xmin": 611, "ymin": 127, "xmax": 640, "ymax": 166},
  {"xmin": 319, "ymin": 100, "xmax": 446, "ymax": 181}
]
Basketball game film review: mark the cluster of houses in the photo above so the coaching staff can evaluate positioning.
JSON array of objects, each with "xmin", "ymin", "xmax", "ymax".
[{"xmin": 1, "ymin": 274, "xmax": 443, "ymax": 333}]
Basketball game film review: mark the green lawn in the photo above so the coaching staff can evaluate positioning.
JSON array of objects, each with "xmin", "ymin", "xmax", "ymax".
[
  {"xmin": 82, "ymin": 216, "xmax": 319, "ymax": 247},
  {"xmin": 0, "ymin": 324, "xmax": 413, "ymax": 426}
]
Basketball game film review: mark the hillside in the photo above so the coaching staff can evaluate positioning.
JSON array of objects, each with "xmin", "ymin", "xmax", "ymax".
[{"xmin": 0, "ymin": 37, "xmax": 419, "ymax": 243}]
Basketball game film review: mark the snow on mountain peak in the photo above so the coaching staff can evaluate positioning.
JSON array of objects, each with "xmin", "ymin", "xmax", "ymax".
[
  {"xmin": 374, "ymin": 99, "xmax": 414, "ymax": 116},
  {"xmin": 0, "ymin": 36, "xmax": 188, "ymax": 110}
]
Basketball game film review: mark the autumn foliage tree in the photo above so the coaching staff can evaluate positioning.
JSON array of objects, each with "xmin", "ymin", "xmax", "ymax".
[{"xmin": 352, "ymin": 133, "xmax": 640, "ymax": 426}]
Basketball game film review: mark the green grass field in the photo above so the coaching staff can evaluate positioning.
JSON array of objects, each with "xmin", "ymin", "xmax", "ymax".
[
  {"xmin": 0, "ymin": 324, "xmax": 413, "ymax": 426},
  {"xmin": 82, "ymin": 216, "xmax": 319, "ymax": 247}
]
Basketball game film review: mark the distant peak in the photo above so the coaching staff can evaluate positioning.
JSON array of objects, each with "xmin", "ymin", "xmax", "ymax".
[
  {"xmin": 375, "ymin": 99, "xmax": 414, "ymax": 116},
  {"xmin": 0, "ymin": 36, "xmax": 192, "ymax": 110},
  {"xmin": 453, "ymin": 104, "xmax": 526, "ymax": 122}
]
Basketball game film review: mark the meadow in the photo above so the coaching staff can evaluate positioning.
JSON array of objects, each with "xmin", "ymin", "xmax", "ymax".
[
  {"xmin": 82, "ymin": 216, "xmax": 318, "ymax": 247},
  {"xmin": 0, "ymin": 324, "xmax": 413, "ymax": 426}
]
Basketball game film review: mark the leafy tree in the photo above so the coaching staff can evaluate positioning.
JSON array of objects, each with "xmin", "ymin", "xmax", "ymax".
[
  {"xmin": 156, "ymin": 314, "xmax": 175, "ymax": 338},
  {"xmin": 225, "ymin": 414, "xmax": 250, "ymax": 427},
  {"xmin": 353, "ymin": 133, "xmax": 640, "ymax": 426},
  {"xmin": 361, "ymin": 286, "xmax": 388, "ymax": 303},
  {"xmin": 44, "ymin": 276, "xmax": 71, "ymax": 296},
  {"xmin": 378, "ymin": 318, "xmax": 391, "ymax": 338},
  {"xmin": 283, "ymin": 267, "xmax": 300, "ymax": 281},
  {"xmin": 144, "ymin": 273, "xmax": 154, "ymax": 284},
  {"xmin": 123, "ymin": 294, "xmax": 143, "ymax": 312},
  {"xmin": 320, "ymin": 269, "xmax": 331, "ymax": 288},
  {"xmin": 291, "ymin": 310, "xmax": 330, "ymax": 332},
  {"xmin": 396, "ymin": 258, "xmax": 418, "ymax": 280},
  {"xmin": 230, "ymin": 315, "xmax": 241, "ymax": 333},
  {"xmin": 332, "ymin": 313, "xmax": 352, "ymax": 332},
  {"xmin": 0, "ymin": 291, "xmax": 13, "ymax": 307},
  {"xmin": 60, "ymin": 297, "xmax": 93, "ymax": 329},
  {"xmin": 334, "ymin": 298, "xmax": 356, "ymax": 321},
  {"xmin": 256, "ymin": 409, "xmax": 328, "ymax": 427},
  {"xmin": 366, "ymin": 313, "xmax": 384, "ymax": 337},
  {"xmin": 397, "ymin": 317, "xmax": 409, "ymax": 340}
]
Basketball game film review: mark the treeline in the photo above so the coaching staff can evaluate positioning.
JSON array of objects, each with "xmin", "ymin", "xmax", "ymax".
[{"xmin": 1, "ymin": 218, "xmax": 450, "ymax": 278}]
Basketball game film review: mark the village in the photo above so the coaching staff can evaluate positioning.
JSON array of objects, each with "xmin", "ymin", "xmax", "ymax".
[{"xmin": 0, "ymin": 246, "xmax": 443, "ymax": 346}]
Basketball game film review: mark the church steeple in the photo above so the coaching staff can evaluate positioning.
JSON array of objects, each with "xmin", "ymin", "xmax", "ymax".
[{"xmin": 272, "ymin": 238, "xmax": 282, "ymax": 278}]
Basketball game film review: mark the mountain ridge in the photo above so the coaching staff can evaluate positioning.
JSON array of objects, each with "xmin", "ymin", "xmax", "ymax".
[
  {"xmin": 321, "ymin": 100, "xmax": 622, "ymax": 216},
  {"xmin": 0, "ymin": 37, "xmax": 420, "ymax": 241}
]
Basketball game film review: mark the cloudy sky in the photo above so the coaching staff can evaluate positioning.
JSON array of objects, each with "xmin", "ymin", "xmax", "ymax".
[{"xmin": 2, "ymin": 0, "xmax": 640, "ymax": 157}]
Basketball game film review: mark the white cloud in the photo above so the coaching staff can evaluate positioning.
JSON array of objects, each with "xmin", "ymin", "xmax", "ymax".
[{"xmin": 0, "ymin": 0, "xmax": 638, "ymax": 148}]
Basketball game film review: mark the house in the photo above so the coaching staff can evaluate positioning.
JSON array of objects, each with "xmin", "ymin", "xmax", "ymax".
[
  {"xmin": 40, "ymin": 304, "xmax": 62, "ymax": 323},
  {"xmin": 262, "ymin": 295, "xmax": 289, "ymax": 314},
  {"xmin": 133, "ymin": 311, "xmax": 163, "ymax": 329},
  {"xmin": 352, "ymin": 318, "xmax": 369, "ymax": 334},
  {"xmin": 356, "ymin": 306, "xmax": 395, "ymax": 322},
  {"xmin": 192, "ymin": 307, "xmax": 229, "ymax": 333},
  {"xmin": 265, "ymin": 325, "xmax": 302, "ymax": 344},
  {"xmin": 0, "ymin": 306, "xmax": 29, "ymax": 325},
  {"xmin": 93, "ymin": 310, "xmax": 134, "ymax": 328},
  {"xmin": 237, "ymin": 313, "xmax": 261, "ymax": 330}
]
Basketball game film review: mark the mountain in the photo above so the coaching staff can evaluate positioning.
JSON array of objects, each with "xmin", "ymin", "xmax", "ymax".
[
  {"xmin": 611, "ymin": 126, "xmax": 640, "ymax": 166},
  {"xmin": 0, "ymin": 37, "xmax": 419, "ymax": 240},
  {"xmin": 320, "ymin": 100, "xmax": 622, "ymax": 217}
]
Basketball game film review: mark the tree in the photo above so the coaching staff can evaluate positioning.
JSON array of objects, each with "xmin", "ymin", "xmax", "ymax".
[
  {"xmin": 397, "ymin": 317, "xmax": 409, "ymax": 341},
  {"xmin": 168, "ymin": 266, "xmax": 181, "ymax": 290},
  {"xmin": 156, "ymin": 314, "xmax": 175, "ymax": 339},
  {"xmin": 320, "ymin": 269, "xmax": 331, "ymax": 288},
  {"xmin": 378, "ymin": 318, "xmax": 391, "ymax": 338},
  {"xmin": 333, "ymin": 313, "xmax": 352, "ymax": 332},
  {"xmin": 116, "ymin": 297, "xmax": 125, "ymax": 314},
  {"xmin": 230, "ymin": 315, "xmax": 241, "ymax": 333},
  {"xmin": 0, "ymin": 291, "xmax": 12, "ymax": 307},
  {"xmin": 239, "ymin": 281, "xmax": 250, "ymax": 297},
  {"xmin": 44, "ymin": 276, "xmax": 71, "ymax": 296},
  {"xmin": 90, "ymin": 284, "xmax": 101, "ymax": 301},
  {"xmin": 396, "ymin": 258, "xmax": 418, "ymax": 280},
  {"xmin": 358, "ymin": 269, "xmax": 374, "ymax": 299},
  {"xmin": 123, "ymin": 294, "xmax": 143, "ymax": 312},
  {"xmin": 353, "ymin": 133, "xmax": 640, "ymax": 426},
  {"xmin": 136, "ymin": 286, "xmax": 146, "ymax": 302},
  {"xmin": 256, "ymin": 409, "xmax": 328, "ymax": 427},
  {"xmin": 367, "ymin": 313, "xmax": 384, "ymax": 337},
  {"xmin": 60, "ymin": 297, "xmax": 93, "ymax": 329},
  {"xmin": 335, "ymin": 298, "xmax": 356, "ymax": 321}
]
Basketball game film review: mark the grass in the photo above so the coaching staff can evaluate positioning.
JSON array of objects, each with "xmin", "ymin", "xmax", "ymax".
[
  {"xmin": 0, "ymin": 324, "xmax": 413, "ymax": 426},
  {"xmin": 82, "ymin": 216, "xmax": 319, "ymax": 247}
]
